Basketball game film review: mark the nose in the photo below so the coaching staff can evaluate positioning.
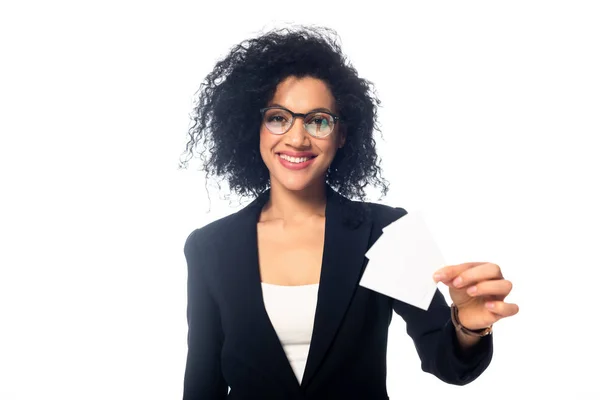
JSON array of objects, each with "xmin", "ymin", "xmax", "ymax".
[{"xmin": 286, "ymin": 117, "xmax": 310, "ymax": 147}]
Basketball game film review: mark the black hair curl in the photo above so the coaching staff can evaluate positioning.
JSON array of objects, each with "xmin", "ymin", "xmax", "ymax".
[{"xmin": 178, "ymin": 25, "xmax": 389, "ymax": 201}]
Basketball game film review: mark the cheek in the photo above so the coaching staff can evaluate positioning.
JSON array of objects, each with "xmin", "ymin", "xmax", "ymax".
[
  {"xmin": 259, "ymin": 129, "xmax": 278, "ymax": 161},
  {"xmin": 259, "ymin": 129, "xmax": 271, "ymax": 151}
]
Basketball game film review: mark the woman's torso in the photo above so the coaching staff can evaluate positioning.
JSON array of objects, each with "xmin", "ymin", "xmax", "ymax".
[
  {"xmin": 256, "ymin": 214, "xmax": 325, "ymax": 285},
  {"xmin": 261, "ymin": 282, "xmax": 319, "ymax": 384},
  {"xmin": 256, "ymin": 212, "xmax": 326, "ymax": 383}
]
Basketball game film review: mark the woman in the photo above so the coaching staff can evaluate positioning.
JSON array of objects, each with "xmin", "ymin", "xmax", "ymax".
[{"xmin": 179, "ymin": 26, "xmax": 518, "ymax": 400}]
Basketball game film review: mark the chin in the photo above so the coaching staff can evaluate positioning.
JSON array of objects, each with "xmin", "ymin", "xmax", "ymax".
[
  {"xmin": 278, "ymin": 177, "xmax": 314, "ymax": 192},
  {"xmin": 272, "ymin": 173, "xmax": 325, "ymax": 193}
]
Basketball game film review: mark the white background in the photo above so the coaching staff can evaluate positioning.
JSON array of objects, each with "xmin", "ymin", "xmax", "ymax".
[{"xmin": 1, "ymin": 1, "xmax": 599, "ymax": 399}]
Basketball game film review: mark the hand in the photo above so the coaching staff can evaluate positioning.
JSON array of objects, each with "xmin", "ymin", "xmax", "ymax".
[{"xmin": 433, "ymin": 262, "xmax": 519, "ymax": 331}]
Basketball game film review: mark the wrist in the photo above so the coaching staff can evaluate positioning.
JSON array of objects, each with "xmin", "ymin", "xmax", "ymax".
[
  {"xmin": 455, "ymin": 326, "xmax": 482, "ymax": 349},
  {"xmin": 450, "ymin": 303, "xmax": 493, "ymax": 337}
]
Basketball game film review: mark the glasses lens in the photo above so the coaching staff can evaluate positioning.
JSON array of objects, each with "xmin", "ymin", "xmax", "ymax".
[
  {"xmin": 263, "ymin": 108, "xmax": 293, "ymax": 134},
  {"xmin": 305, "ymin": 113, "xmax": 335, "ymax": 137}
]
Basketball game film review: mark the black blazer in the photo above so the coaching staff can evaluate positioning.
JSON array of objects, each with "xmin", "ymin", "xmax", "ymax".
[{"xmin": 183, "ymin": 186, "xmax": 493, "ymax": 399}]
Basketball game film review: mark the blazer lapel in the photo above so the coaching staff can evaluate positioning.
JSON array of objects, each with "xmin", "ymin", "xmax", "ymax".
[
  {"xmin": 220, "ymin": 189, "xmax": 303, "ymax": 392},
  {"xmin": 221, "ymin": 186, "xmax": 373, "ymax": 392},
  {"xmin": 300, "ymin": 186, "xmax": 373, "ymax": 388}
]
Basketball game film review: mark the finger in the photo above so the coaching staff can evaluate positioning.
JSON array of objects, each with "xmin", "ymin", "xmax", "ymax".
[
  {"xmin": 433, "ymin": 262, "xmax": 487, "ymax": 283},
  {"xmin": 452, "ymin": 263, "xmax": 504, "ymax": 288},
  {"xmin": 485, "ymin": 300, "xmax": 520, "ymax": 318},
  {"xmin": 465, "ymin": 279, "xmax": 513, "ymax": 297}
]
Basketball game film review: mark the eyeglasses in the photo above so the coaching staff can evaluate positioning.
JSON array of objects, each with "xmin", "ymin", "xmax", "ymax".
[{"xmin": 259, "ymin": 106, "xmax": 341, "ymax": 138}]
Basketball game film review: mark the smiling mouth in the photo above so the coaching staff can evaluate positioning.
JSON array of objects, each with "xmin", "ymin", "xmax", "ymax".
[{"xmin": 277, "ymin": 153, "xmax": 317, "ymax": 164}]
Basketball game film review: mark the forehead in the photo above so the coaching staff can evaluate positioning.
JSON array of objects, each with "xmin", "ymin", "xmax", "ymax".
[{"xmin": 269, "ymin": 76, "xmax": 335, "ymax": 112}]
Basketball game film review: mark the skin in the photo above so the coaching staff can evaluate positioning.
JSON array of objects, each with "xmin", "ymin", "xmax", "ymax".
[
  {"xmin": 434, "ymin": 262, "xmax": 519, "ymax": 348},
  {"xmin": 256, "ymin": 75, "xmax": 519, "ymax": 349},
  {"xmin": 259, "ymin": 75, "xmax": 346, "ymax": 199},
  {"xmin": 257, "ymin": 76, "xmax": 345, "ymax": 286}
]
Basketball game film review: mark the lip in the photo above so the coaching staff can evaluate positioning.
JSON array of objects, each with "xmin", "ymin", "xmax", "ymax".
[{"xmin": 276, "ymin": 152, "xmax": 317, "ymax": 171}]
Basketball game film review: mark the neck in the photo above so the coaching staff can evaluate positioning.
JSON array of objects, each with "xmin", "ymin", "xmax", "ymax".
[{"xmin": 261, "ymin": 179, "xmax": 328, "ymax": 222}]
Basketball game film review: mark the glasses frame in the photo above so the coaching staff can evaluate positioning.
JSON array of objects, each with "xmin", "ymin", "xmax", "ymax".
[{"xmin": 259, "ymin": 106, "xmax": 341, "ymax": 138}]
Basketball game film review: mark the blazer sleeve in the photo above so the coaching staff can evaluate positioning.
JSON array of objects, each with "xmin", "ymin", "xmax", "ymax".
[
  {"xmin": 392, "ymin": 289, "xmax": 493, "ymax": 385},
  {"xmin": 183, "ymin": 229, "xmax": 228, "ymax": 399}
]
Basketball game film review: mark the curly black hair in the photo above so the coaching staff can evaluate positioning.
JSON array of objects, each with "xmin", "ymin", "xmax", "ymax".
[{"xmin": 178, "ymin": 25, "xmax": 389, "ymax": 201}]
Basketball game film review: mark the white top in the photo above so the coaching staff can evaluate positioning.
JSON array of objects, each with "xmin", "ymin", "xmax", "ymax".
[{"xmin": 261, "ymin": 282, "xmax": 319, "ymax": 384}]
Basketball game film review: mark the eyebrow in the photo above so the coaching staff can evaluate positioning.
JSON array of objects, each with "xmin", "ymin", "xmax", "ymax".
[{"xmin": 268, "ymin": 103, "xmax": 335, "ymax": 114}]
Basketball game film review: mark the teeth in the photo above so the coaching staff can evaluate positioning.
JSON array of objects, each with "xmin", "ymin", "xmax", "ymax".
[{"xmin": 279, "ymin": 154, "xmax": 311, "ymax": 163}]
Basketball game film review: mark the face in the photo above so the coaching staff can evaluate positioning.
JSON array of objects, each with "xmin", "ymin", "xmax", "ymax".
[{"xmin": 259, "ymin": 76, "xmax": 346, "ymax": 193}]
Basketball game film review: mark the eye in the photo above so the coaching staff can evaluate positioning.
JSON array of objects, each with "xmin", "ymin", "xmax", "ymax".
[
  {"xmin": 307, "ymin": 114, "xmax": 331, "ymax": 127},
  {"xmin": 264, "ymin": 109, "xmax": 292, "ymax": 124},
  {"xmin": 268, "ymin": 115, "xmax": 287, "ymax": 123}
]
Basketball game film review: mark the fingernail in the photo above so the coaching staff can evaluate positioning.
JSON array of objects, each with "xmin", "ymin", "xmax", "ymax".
[
  {"xmin": 467, "ymin": 286, "xmax": 477, "ymax": 295},
  {"xmin": 433, "ymin": 273, "xmax": 444, "ymax": 282},
  {"xmin": 486, "ymin": 302, "xmax": 495, "ymax": 309},
  {"xmin": 453, "ymin": 277, "xmax": 463, "ymax": 287}
]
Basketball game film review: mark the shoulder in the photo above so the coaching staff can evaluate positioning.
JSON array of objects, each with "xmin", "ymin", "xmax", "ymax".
[
  {"xmin": 367, "ymin": 201, "xmax": 408, "ymax": 221},
  {"xmin": 184, "ymin": 189, "xmax": 269, "ymax": 256},
  {"xmin": 351, "ymin": 199, "xmax": 408, "ymax": 230},
  {"xmin": 184, "ymin": 210, "xmax": 244, "ymax": 255}
]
